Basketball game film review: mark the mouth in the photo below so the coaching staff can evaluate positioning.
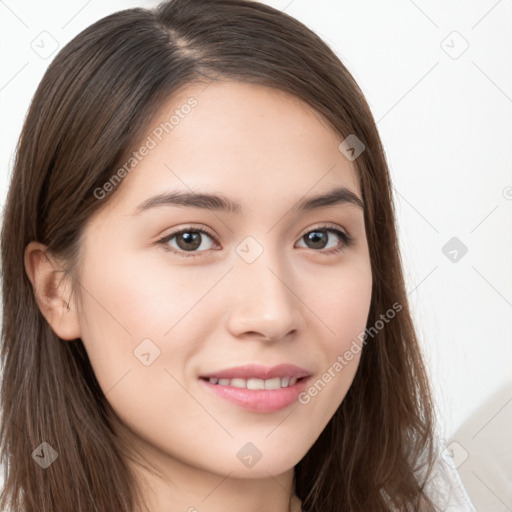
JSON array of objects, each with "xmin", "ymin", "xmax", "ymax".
[{"xmin": 198, "ymin": 364, "xmax": 311, "ymax": 413}]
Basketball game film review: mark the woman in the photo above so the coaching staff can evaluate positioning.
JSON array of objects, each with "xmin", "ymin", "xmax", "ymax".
[{"xmin": 0, "ymin": 0, "xmax": 476, "ymax": 511}]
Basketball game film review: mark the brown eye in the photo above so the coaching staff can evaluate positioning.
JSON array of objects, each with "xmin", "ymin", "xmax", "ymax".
[
  {"xmin": 303, "ymin": 230, "xmax": 329, "ymax": 249},
  {"xmin": 158, "ymin": 227, "xmax": 217, "ymax": 258},
  {"xmin": 157, "ymin": 224, "xmax": 353, "ymax": 259},
  {"xmin": 296, "ymin": 226, "xmax": 353, "ymax": 254}
]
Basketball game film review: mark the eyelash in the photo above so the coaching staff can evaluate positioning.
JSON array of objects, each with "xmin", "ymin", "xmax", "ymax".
[{"xmin": 156, "ymin": 223, "xmax": 354, "ymax": 259}]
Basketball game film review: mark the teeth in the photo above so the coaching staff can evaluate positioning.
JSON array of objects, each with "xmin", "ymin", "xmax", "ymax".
[
  {"xmin": 207, "ymin": 376, "xmax": 301, "ymax": 389},
  {"xmin": 247, "ymin": 378, "xmax": 265, "ymax": 390},
  {"xmin": 230, "ymin": 378, "xmax": 246, "ymax": 388},
  {"xmin": 264, "ymin": 377, "xmax": 281, "ymax": 390}
]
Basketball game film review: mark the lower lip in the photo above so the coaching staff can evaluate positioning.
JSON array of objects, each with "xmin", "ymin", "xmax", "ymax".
[{"xmin": 199, "ymin": 377, "xmax": 310, "ymax": 413}]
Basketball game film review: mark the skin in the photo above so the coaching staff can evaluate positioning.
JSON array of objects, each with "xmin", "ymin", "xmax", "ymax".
[{"xmin": 25, "ymin": 81, "xmax": 372, "ymax": 512}]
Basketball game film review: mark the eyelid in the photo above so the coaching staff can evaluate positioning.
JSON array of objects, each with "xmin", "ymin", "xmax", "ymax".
[
  {"xmin": 156, "ymin": 222, "xmax": 353, "ymax": 258},
  {"xmin": 299, "ymin": 222, "xmax": 350, "ymax": 239}
]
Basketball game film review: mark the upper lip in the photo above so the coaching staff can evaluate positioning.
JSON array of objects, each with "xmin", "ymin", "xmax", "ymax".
[{"xmin": 200, "ymin": 364, "xmax": 310, "ymax": 380}]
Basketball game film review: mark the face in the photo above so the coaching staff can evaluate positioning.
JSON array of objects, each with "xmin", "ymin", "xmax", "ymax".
[{"xmin": 73, "ymin": 81, "xmax": 372, "ymax": 479}]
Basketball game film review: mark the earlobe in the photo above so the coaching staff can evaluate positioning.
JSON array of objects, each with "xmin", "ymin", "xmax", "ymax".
[{"xmin": 24, "ymin": 241, "xmax": 82, "ymax": 341}]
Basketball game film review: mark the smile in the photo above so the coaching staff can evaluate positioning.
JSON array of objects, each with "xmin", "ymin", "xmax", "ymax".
[
  {"xmin": 199, "ymin": 364, "xmax": 311, "ymax": 413},
  {"xmin": 206, "ymin": 376, "xmax": 300, "ymax": 389}
]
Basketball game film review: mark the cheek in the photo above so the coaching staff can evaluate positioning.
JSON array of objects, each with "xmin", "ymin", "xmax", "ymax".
[
  {"xmin": 75, "ymin": 247, "xmax": 216, "ymax": 388},
  {"xmin": 75, "ymin": 252, "xmax": 210, "ymax": 453},
  {"xmin": 79, "ymin": 243, "xmax": 202, "ymax": 337},
  {"xmin": 295, "ymin": 259, "xmax": 372, "ymax": 413},
  {"xmin": 306, "ymin": 258, "xmax": 373, "ymax": 351}
]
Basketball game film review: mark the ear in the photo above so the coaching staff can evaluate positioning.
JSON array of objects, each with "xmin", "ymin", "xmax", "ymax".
[{"xmin": 24, "ymin": 241, "xmax": 81, "ymax": 341}]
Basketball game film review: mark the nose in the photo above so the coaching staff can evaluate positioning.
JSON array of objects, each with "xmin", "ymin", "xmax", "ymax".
[{"xmin": 225, "ymin": 249, "xmax": 305, "ymax": 342}]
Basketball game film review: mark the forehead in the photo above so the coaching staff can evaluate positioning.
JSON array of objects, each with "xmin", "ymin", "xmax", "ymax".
[{"xmin": 103, "ymin": 80, "xmax": 361, "ymax": 215}]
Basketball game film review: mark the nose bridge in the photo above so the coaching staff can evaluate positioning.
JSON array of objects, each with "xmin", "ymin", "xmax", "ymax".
[{"xmin": 226, "ymin": 235, "xmax": 304, "ymax": 339}]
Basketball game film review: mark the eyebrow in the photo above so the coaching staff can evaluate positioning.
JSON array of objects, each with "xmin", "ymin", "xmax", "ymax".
[{"xmin": 132, "ymin": 186, "xmax": 364, "ymax": 216}]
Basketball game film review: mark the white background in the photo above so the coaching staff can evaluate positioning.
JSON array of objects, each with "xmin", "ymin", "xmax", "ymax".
[{"xmin": 0, "ymin": 0, "xmax": 511, "ymax": 448}]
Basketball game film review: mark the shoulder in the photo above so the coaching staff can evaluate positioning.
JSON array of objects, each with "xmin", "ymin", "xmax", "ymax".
[{"xmin": 422, "ymin": 438, "xmax": 477, "ymax": 512}]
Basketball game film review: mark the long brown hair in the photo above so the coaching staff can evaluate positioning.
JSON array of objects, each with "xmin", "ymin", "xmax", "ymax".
[{"xmin": 0, "ymin": 1, "xmax": 439, "ymax": 510}]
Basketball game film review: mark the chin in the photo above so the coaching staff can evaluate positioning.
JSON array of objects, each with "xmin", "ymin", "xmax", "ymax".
[{"xmin": 206, "ymin": 437, "xmax": 310, "ymax": 478}]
